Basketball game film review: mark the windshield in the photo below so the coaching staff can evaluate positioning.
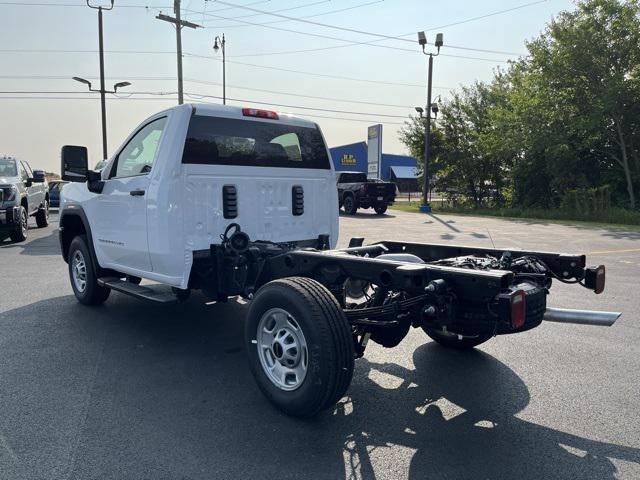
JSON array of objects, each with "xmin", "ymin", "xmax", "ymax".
[
  {"xmin": 182, "ymin": 115, "xmax": 330, "ymax": 169},
  {"xmin": 0, "ymin": 158, "xmax": 18, "ymax": 177}
]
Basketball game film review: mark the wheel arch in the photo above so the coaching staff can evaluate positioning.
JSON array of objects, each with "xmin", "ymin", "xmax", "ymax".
[{"xmin": 59, "ymin": 206, "xmax": 98, "ymax": 270}]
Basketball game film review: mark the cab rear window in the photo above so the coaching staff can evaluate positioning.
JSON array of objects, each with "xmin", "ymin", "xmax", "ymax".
[{"xmin": 182, "ymin": 115, "xmax": 330, "ymax": 169}]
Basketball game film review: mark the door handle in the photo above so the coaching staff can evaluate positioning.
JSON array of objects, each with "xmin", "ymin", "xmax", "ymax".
[{"xmin": 130, "ymin": 189, "xmax": 145, "ymax": 196}]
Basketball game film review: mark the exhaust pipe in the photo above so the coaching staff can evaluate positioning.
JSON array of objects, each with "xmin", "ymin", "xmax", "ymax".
[{"xmin": 543, "ymin": 307, "xmax": 621, "ymax": 327}]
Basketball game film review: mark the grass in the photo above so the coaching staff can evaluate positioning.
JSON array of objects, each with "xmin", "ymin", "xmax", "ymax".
[{"xmin": 390, "ymin": 202, "xmax": 640, "ymax": 230}]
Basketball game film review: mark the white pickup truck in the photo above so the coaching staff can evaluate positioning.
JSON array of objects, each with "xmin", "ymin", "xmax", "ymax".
[{"xmin": 59, "ymin": 103, "xmax": 619, "ymax": 417}]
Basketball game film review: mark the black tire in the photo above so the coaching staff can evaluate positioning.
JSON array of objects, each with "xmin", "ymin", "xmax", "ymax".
[
  {"xmin": 423, "ymin": 327, "xmax": 492, "ymax": 350},
  {"xmin": 68, "ymin": 235, "xmax": 110, "ymax": 306},
  {"xmin": 245, "ymin": 277, "xmax": 355, "ymax": 417},
  {"xmin": 35, "ymin": 199, "xmax": 49, "ymax": 228},
  {"xmin": 374, "ymin": 204, "xmax": 388, "ymax": 215},
  {"xmin": 9, "ymin": 206, "xmax": 28, "ymax": 242},
  {"xmin": 343, "ymin": 195, "xmax": 358, "ymax": 215}
]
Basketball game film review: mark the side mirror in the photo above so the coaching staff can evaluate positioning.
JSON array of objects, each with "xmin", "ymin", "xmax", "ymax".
[
  {"xmin": 31, "ymin": 169, "xmax": 46, "ymax": 183},
  {"xmin": 61, "ymin": 145, "xmax": 88, "ymax": 182},
  {"xmin": 87, "ymin": 169, "xmax": 105, "ymax": 194}
]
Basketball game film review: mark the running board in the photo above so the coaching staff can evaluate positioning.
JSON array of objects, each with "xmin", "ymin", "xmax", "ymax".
[{"xmin": 97, "ymin": 277, "xmax": 179, "ymax": 304}]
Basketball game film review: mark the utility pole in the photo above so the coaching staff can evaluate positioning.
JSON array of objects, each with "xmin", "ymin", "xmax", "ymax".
[
  {"xmin": 417, "ymin": 31, "xmax": 444, "ymax": 213},
  {"xmin": 86, "ymin": 0, "xmax": 114, "ymax": 160},
  {"xmin": 157, "ymin": 0, "xmax": 201, "ymax": 105},
  {"xmin": 213, "ymin": 34, "xmax": 226, "ymax": 104}
]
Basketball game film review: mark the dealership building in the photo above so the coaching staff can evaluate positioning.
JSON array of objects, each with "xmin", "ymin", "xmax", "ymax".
[{"xmin": 329, "ymin": 141, "xmax": 420, "ymax": 191}]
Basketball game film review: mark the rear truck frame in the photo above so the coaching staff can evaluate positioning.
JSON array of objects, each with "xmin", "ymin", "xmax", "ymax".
[{"xmin": 84, "ymin": 224, "xmax": 618, "ymax": 417}]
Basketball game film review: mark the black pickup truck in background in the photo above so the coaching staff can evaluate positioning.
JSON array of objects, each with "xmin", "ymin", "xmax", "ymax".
[{"xmin": 337, "ymin": 171, "xmax": 396, "ymax": 215}]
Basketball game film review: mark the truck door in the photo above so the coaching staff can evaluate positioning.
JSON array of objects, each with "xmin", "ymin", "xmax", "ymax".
[
  {"xmin": 89, "ymin": 116, "xmax": 167, "ymax": 273},
  {"xmin": 179, "ymin": 111, "xmax": 338, "ymax": 256},
  {"xmin": 20, "ymin": 161, "xmax": 40, "ymax": 213}
]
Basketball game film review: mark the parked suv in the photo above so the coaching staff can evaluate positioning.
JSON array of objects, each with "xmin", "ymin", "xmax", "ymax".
[
  {"xmin": 0, "ymin": 156, "xmax": 49, "ymax": 242},
  {"xmin": 337, "ymin": 171, "xmax": 396, "ymax": 215}
]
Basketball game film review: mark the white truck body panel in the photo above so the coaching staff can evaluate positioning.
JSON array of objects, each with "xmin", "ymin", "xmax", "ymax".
[{"xmin": 61, "ymin": 103, "xmax": 338, "ymax": 288}]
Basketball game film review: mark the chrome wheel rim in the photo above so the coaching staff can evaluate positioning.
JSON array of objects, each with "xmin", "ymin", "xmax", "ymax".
[
  {"xmin": 45, "ymin": 200, "xmax": 49, "ymax": 220},
  {"xmin": 20, "ymin": 209, "xmax": 27, "ymax": 235},
  {"xmin": 72, "ymin": 250, "xmax": 88, "ymax": 293},
  {"xmin": 257, "ymin": 308, "xmax": 308, "ymax": 391}
]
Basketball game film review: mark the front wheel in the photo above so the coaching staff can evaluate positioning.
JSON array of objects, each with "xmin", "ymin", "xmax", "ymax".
[
  {"xmin": 423, "ymin": 327, "xmax": 492, "ymax": 349},
  {"xmin": 245, "ymin": 277, "xmax": 355, "ymax": 417},
  {"xmin": 9, "ymin": 206, "xmax": 28, "ymax": 242},
  {"xmin": 35, "ymin": 200, "xmax": 49, "ymax": 228},
  {"xmin": 374, "ymin": 204, "xmax": 388, "ymax": 215},
  {"xmin": 68, "ymin": 235, "xmax": 110, "ymax": 306}
]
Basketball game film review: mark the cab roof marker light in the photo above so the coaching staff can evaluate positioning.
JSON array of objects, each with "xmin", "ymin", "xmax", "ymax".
[{"xmin": 242, "ymin": 108, "xmax": 279, "ymax": 120}]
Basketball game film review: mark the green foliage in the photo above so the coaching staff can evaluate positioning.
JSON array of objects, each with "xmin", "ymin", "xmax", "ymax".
[{"xmin": 399, "ymin": 0, "xmax": 640, "ymax": 212}]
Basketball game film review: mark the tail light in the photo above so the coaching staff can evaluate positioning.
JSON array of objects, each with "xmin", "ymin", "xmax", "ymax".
[
  {"xmin": 510, "ymin": 290, "xmax": 526, "ymax": 329},
  {"xmin": 242, "ymin": 108, "xmax": 279, "ymax": 120},
  {"xmin": 584, "ymin": 265, "xmax": 606, "ymax": 294}
]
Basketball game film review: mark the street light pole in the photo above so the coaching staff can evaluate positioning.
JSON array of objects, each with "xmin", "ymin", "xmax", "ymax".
[
  {"xmin": 417, "ymin": 31, "xmax": 443, "ymax": 213},
  {"xmin": 213, "ymin": 34, "xmax": 226, "ymax": 105},
  {"xmin": 87, "ymin": 0, "xmax": 113, "ymax": 160}
]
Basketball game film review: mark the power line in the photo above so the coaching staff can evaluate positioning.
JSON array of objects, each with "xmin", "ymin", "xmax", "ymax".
[
  {"xmin": 201, "ymin": 0, "xmax": 385, "ymax": 28},
  {"xmin": 211, "ymin": 0, "xmax": 524, "ymax": 56},
  {"xmin": 0, "ymin": 55, "xmax": 454, "ymax": 89},
  {"xmin": 0, "ymin": 1, "xmax": 171, "ymax": 8},
  {"xmin": 0, "ymin": 74, "xmax": 422, "ymax": 107},
  {"xmin": 0, "ymin": 92, "xmax": 407, "ymax": 126},
  {"xmin": 0, "ymin": 89, "xmax": 409, "ymax": 118},
  {"xmin": 197, "ymin": 0, "xmax": 331, "ymax": 22},
  {"xmin": 212, "ymin": 0, "xmax": 417, "ymax": 43},
  {"xmin": 202, "ymin": 0, "xmax": 542, "ymax": 57},
  {"xmin": 182, "ymin": 6, "xmax": 516, "ymax": 61}
]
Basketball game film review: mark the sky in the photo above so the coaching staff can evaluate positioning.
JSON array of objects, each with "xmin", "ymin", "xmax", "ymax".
[{"xmin": 0, "ymin": 0, "xmax": 575, "ymax": 173}]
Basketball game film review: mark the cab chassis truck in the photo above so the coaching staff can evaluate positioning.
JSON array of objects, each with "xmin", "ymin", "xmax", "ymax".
[{"xmin": 58, "ymin": 104, "xmax": 619, "ymax": 417}]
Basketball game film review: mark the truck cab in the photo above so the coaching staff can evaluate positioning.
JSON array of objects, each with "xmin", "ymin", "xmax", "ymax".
[{"xmin": 59, "ymin": 103, "xmax": 338, "ymax": 290}]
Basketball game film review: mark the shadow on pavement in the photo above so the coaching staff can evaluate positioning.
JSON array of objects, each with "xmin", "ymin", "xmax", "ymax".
[
  {"xmin": 0, "ymin": 296, "xmax": 638, "ymax": 479},
  {"xmin": 0, "ymin": 228, "xmax": 59, "ymax": 256},
  {"xmin": 339, "ymin": 211, "xmax": 397, "ymax": 219}
]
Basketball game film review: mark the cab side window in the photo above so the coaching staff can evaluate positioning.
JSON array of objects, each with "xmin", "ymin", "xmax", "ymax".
[{"xmin": 112, "ymin": 117, "xmax": 167, "ymax": 179}]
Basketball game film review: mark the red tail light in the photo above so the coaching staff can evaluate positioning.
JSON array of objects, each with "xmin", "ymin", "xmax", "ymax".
[
  {"xmin": 242, "ymin": 108, "xmax": 279, "ymax": 120},
  {"xmin": 510, "ymin": 290, "xmax": 526, "ymax": 329}
]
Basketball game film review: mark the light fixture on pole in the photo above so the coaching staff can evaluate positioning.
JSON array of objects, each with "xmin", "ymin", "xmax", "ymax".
[
  {"xmin": 417, "ymin": 30, "xmax": 444, "ymax": 213},
  {"xmin": 414, "ymin": 106, "xmax": 424, "ymax": 118},
  {"xmin": 72, "ymin": 76, "xmax": 132, "ymax": 158},
  {"xmin": 213, "ymin": 34, "xmax": 226, "ymax": 105},
  {"xmin": 86, "ymin": 0, "xmax": 114, "ymax": 160}
]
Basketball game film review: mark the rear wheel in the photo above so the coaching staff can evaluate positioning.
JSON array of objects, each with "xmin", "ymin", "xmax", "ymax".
[
  {"xmin": 245, "ymin": 277, "xmax": 354, "ymax": 417},
  {"xmin": 374, "ymin": 204, "xmax": 388, "ymax": 215},
  {"xmin": 343, "ymin": 195, "xmax": 358, "ymax": 215},
  {"xmin": 35, "ymin": 199, "xmax": 49, "ymax": 228},
  {"xmin": 423, "ymin": 327, "xmax": 492, "ymax": 349},
  {"xmin": 9, "ymin": 206, "xmax": 28, "ymax": 242},
  {"xmin": 68, "ymin": 235, "xmax": 110, "ymax": 306}
]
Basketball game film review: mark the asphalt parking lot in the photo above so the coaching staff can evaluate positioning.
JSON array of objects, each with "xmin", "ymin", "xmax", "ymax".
[{"xmin": 1, "ymin": 209, "xmax": 639, "ymax": 480}]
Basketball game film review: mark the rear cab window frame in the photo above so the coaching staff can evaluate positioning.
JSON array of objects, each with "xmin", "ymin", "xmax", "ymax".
[{"xmin": 181, "ymin": 114, "xmax": 331, "ymax": 169}]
